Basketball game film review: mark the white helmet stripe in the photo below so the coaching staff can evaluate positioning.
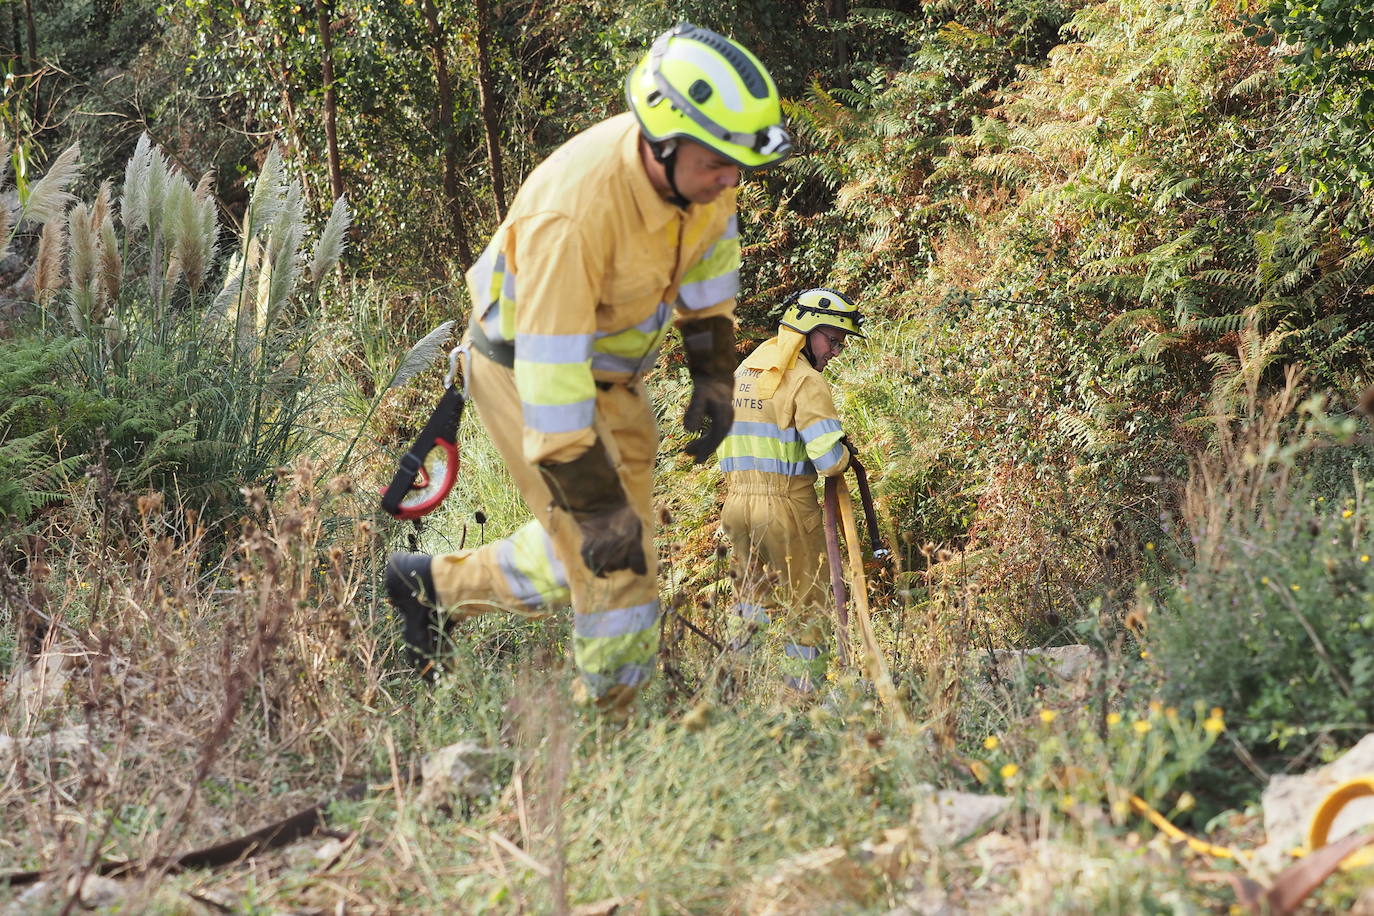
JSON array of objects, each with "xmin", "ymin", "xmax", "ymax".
[{"xmin": 670, "ymin": 42, "xmax": 743, "ymax": 112}]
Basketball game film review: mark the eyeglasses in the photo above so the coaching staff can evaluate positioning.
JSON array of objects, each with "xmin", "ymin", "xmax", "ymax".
[{"xmin": 821, "ymin": 331, "xmax": 846, "ymax": 351}]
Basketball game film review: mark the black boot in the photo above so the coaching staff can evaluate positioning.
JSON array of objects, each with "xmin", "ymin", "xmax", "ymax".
[{"xmin": 385, "ymin": 552, "xmax": 442, "ymax": 675}]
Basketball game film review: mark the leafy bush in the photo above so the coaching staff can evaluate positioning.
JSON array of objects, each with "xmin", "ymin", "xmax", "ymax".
[
  {"xmin": 1150, "ymin": 378, "xmax": 1374, "ymax": 759},
  {"xmin": 0, "ymin": 136, "xmax": 350, "ymax": 528}
]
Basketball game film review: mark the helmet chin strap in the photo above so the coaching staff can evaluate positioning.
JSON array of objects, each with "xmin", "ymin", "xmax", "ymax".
[{"xmin": 651, "ymin": 139, "xmax": 691, "ymax": 208}]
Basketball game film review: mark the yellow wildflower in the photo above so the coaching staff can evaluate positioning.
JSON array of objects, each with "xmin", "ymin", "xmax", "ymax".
[
  {"xmin": 1000, "ymin": 763, "xmax": 1019, "ymax": 782},
  {"xmin": 1058, "ymin": 795, "xmax": 1076, "ymax": 812},
  {"xmin": 984, "ymin": 735, "xmax": 1000, "ymax": 750},
  {"xmin": 1140, "ymin": 649, "xmax": 1150, "ymax": 659},
  {"xmin": 1145, "ymin": 542, "xmax": 1155, "ymax": 551},
  {"xmin": 1148, "ymin": 700, "xmax": 1162, "ymax": 715},
  {"xmin": 1134, "ymin": 720, "xmax": 1152, "ymax": 734},
  {"xmin": 1291, "ymin": 583, "xmax": 1301, "ymax": 592},
  {"xmin": 1165, "ymin": 706, "xmax": 1178, "ymax": 721},
  {"xmin": 1107, "ymin": 712, "xmax": 1122, "ymax": 727},
  {"xmin": 1039, "ymin": 709, "xmax": 1058, "ymax": 724},
  {"xmin": 1362, "ymin": 555, "xmax": 1370, "ymax": 563},
  {"xmin": 1260, "ymin": 576, "xmax": 1270, "ymax": 585},
  {"xmin": 1204, "ymin": 715, "xmax": 1225, "ymax": 735},
  {"xmin": 1343, "ymin": 509, "xmax": 1354, "ymax": 518},
  {"xmin": 1210, "ymin": 706, "xmax": 1224, "ymax": 719}
]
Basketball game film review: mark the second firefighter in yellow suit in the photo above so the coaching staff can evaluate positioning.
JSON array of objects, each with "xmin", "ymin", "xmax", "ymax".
[
  {"xmin": 717, "ymin": 289, "xmax": 864, "ymax": 692},
  {"xmin": 384, "ymin": 24, "xmax": 793, "ymax": 715}
]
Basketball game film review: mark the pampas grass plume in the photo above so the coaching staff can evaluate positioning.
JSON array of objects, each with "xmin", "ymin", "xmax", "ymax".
[
  {"xmin": 25, "ymin": 142, "xmax": 82, "ymax": 226},
  {"xmin": 98, "ymin": 207, "xmax": 122, "ymax": 307},
  {"xmin": 91, "ymin": 180, "xmax": 112, "ymax": 232},
  {"xmin": 244, "ymin": 146, "xmax": 285, "ymax": 241},
  {"xmin": 34, "ymin": 217, "xmax": 66, "ymax": 308},
  {"xmin": 0, "ymin": 200, "xmax": 12, "ymax": 263},
  {"xmin": 145, "ymin": 145, "xmax": 171, "ymax": 235},
  {"xmin": 68, "ymin": 202, "xmax": 97, "ymax": 297},
  {"xmin": 194, "ymin": 171, "xmax": 220, "ymax": 279},
  {"xmin": 206, "ymin": 253, "xmax": 245, "ymax": 329},
  {"xmin": 310, "ymin": 195, "xmax": 350, "ymax": 284},
  {"xmin": 263, "ymin": 182, "xmax": 304, "ymax": 320},
  {"xmin": 122, "ymin": 133, "xmax": 153, "ymax": 235},
  {"xmin": 163, "ymin": 175, "xmax": 199, "ymax": 293}
]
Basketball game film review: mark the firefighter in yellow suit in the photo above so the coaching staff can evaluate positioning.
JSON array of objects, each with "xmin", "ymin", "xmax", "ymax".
[
  {"xmin": 385, "ymin": 23, "xmax": 793, "ymax": 716},
  {"xmin": 717, "ymin": 289, "xmax": 864, "ymax": 693}
]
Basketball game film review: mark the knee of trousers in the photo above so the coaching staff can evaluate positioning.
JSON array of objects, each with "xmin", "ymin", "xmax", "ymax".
[{"xmin": 431, "ymin": 520, "xmax": 571, "ymax": 614}]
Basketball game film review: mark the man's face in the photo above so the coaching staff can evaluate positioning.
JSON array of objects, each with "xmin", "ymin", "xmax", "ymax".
[
  {"xmin": 672, "ymin": 141, "xmax": 741, "ymax": 204},
  {"xmin": 808, "ymin": 327, "xmax": 849, "ymax": 372}
]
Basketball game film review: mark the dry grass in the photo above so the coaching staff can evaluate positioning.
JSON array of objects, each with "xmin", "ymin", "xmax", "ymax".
[{"xmin": 0, "ymin": 461, "xmax": 398, "ymax": 909}]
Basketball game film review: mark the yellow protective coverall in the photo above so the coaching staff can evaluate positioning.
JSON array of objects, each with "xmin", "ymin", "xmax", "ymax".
[
  {"xmin": 428, "ymin": 112, "xmax": 742, "ymax": 713},
  {"xmin": 717, "ymin": 328, "xmax": 849, "ymax": 691}
]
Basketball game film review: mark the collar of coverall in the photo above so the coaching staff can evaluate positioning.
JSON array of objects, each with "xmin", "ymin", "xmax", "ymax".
[
  {"xmin": 739, "ymin": 327, "xmax": 808, "ymax": 399},
  {"xmin": 620, "ymin": 115, "xmax": 686, "ymax": 232}
]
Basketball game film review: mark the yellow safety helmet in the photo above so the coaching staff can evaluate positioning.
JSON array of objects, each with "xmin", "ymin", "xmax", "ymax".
[
  {"xmin": 780, "ymin": 288, "xmax": 865, "ymax": 338},
  {"xmin": 625, "ymin": 23, "xmax": 793, "ymax": 170}
]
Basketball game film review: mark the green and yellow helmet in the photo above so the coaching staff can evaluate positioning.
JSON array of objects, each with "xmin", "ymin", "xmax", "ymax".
[
  {"xmin": 780, "ymin": 288, "xmax": 865, "ymax": 337},
  {"xmin": 625, "ymin": 23, "xmax": 793, "ymax": 170}
]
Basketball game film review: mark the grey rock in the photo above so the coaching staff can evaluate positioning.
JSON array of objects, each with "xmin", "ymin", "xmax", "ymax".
[
  {"xmin": 418, "ymin": 740, "xmax": 500, "ymax": 807},
  {"xmin": 912, "ymin": 784, "xmax": 1012, "ymax": 846}
]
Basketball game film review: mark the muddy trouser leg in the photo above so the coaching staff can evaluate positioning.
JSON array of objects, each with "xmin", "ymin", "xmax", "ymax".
[
  {"xmin": 721, "ymin": 487, "xmax": 830, "ymax": 691},
  {"xmin": 429, "ymin": 350, "xmax": 659, "ymax": 715}
]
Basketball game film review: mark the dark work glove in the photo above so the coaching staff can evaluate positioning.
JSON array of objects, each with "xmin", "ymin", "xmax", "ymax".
[
  {"xmin": 540, "ymin": 439, "xmax": 647, "ymax": 577},
  {"xmin": 681, "ymin": 316, "xmax": 738, "ymax": 463},
  {"xmin": 573, "ymin": 503, "xmax": 648, "ymax": 577}
]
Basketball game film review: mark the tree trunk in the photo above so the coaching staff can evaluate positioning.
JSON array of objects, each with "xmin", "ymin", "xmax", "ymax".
[
  {"xmin": 421, "ymin": 0, "xmax": 473, "ymax": 266},
  {"xmin": 314, "ymin": 0, "xmax": 344, "ymax": 202},
  {"xmin": 5, "ymin": 2, "xmax": 21, "ymax": 62},
  {"xmin": 22, "ymin": 0, "xmax": 37, "ymax": 126},
  {"xmin": 826, "ymin": 0, "xmax": 848, "ymax": 72},
  {"xmin": 474, "ymin": 0, "xmax": 506, "ymax": 220}
]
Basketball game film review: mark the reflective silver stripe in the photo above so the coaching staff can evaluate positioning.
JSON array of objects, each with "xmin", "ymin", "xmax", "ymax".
[
  {"xmin": 517, "ymin": 332, "xmax": 593, "ymax": 363},
  {"xmin": 543, "ymin": 535, "xmax": 568, "ymax": 587},
  {"xmin": 800, "ymin": 418, "xmax": 843, "ymax": 444},
  {"xmin": 732, "ymin": 602, "xmax": 770, "ymax": 624},
  {"xmin": 783, "ymin": 675, "xmax": 816, "ymax": 692},
  {"xmin": 784, "ymin": 643, "xmax": 821, "ymax": 661},
  {"xmin": 592, "ymin": 301, "xmax": 671, "ymax": 340},
  {"xmin": 720, "ymin": 455, "xmax": 813, "ymax": 476},
  {"xmin": 523, "ymin": 399, "xmax": 595, "ymax": 433},
  {"xmin": 810, "ymin": 442, "xmax": 846, "ymax": 473},
  {"xmin": 581, "ymin": 663, "xmax": 655, "ymax": 695},
  {"xmin": 495, "ymin": 538, "xmax": 543, "ymax": 608},
  {"xmin": 623, "ymin": 301, "xmax": 672, "ymax": 334},
  {"xmin": 678, "ymin": 271, "xmax": 739, "ymax": 311},
  {"xmin": 469, "ymin": 245, "xmax": 498, "ymax": 306},
  {"xmin": 591, "ymin": 303, "xmax": 672, "ymax": 375},
  {"xmin": 592, "ymin": 348, "xmax": 660, "ymax": 374},
  {"xmin": 574, "ymin": 601, "xmax": 660, "ymax": 639},
  {"xmin": 731, "ymin": 421, "xmax": 803, "ymax": 443},
  {"xmin": 480, "ymin": 304, "xmax": 504, "ymax": 340}
]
